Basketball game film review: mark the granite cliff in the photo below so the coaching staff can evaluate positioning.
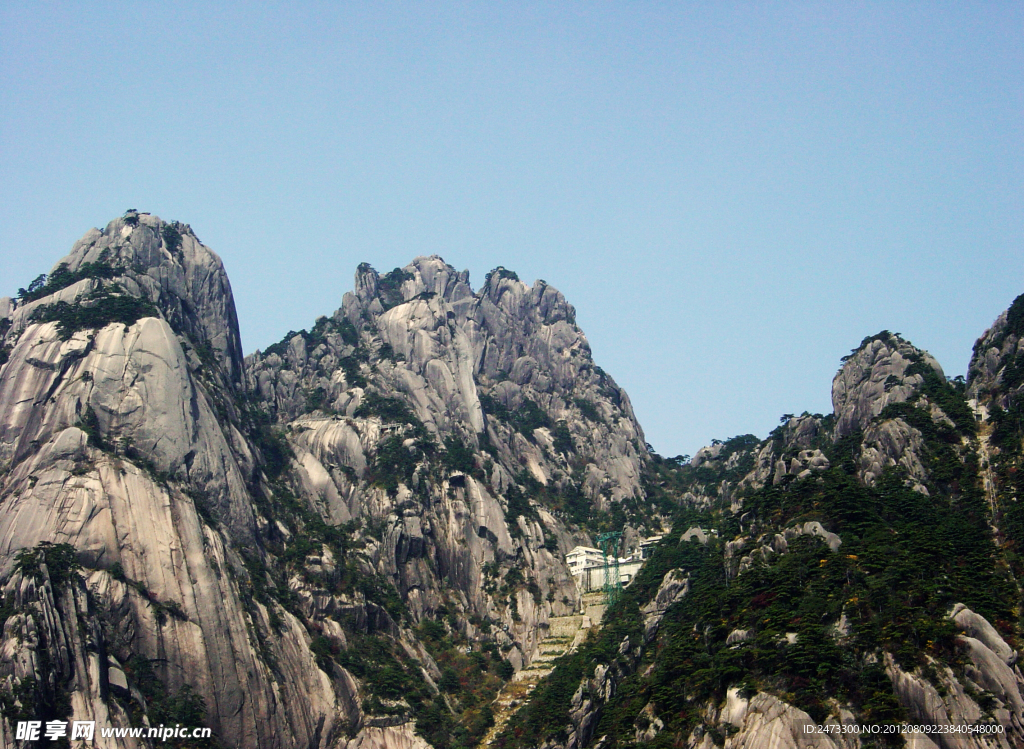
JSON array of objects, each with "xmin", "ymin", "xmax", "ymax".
[
  {"xmin": 1, "ymin": 213, "xmax": 1022, "ymax": 749},
  {"xmin": 0, "ymin": 213, "xmax": 653, "ymax": 749},
  {"xmin": 499, "ymin": 328, "xmax": 1024, "ymax": 749}
]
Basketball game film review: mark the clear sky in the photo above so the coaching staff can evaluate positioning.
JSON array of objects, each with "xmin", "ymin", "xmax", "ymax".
[{"xmin": 2, "ymin": 2, "xmax": 1021, "ymax": 458}]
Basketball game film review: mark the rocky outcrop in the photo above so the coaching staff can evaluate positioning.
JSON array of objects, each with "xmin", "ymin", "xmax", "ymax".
[
  {"xmin": 967, "ymin": 296, "xmax": 1024, "ymax": 410},
  {"xmin": 345, "ymin": 724, "xmax": 434, "ymax": 749},
  {"xmin": 639, "ymin": 569, "xmax": 689, "ymax": 641},
  {"xmin": 857, "ymin": 417, "xmax": 929, "ymax": 490},
  {"xmin": 719, "ymin": 334, "xmax": 952, "ymax": 500},
  {"xmin": 885, "ymin": 638, "xmax": 1022, "ymax": 749},
  {"xmin": 832, "ymin": 332, "xmax": 944, "ymax": 439},
  {"xmin": 6, "ymin": 212, "xmax": 243, "ymax": 385},
  {"xmin": 0, "ymin": 217, "xmax": 657, "ymax": 749},
  {"xmin": 243, "ymin": 256, "xmax": 653, "ymax": 658},
  {"xmin": 718, "ymin": 690, "xmax": 852, "ymax": 749},
  {"xmin": 681, "ymin": 527, "xmax": 713, "ymax": 544},
  {"xmin": 0, "ymin": 216, "xmax": 346, "ymax": 747},
  {"xmin": 951, "ymin": 604, "xmax": 1018, "ymax": 667},
  {"xmin": 731, "ymin": 521, "xmax": 842, "ymax": 576},
  {"xmin": 771, "ymin": 449, "xmax": 830, "ymax": 485}
]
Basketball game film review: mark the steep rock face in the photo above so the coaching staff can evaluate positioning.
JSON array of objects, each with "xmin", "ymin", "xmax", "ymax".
[
  {"xmin": 967, "ymin": 295, "xmax": 1024, "ymax": 410},
  {"xmin": 832, "ymin": 332, "xmax": 944, "ymax": 439},
  {"xmin": 857, "ymin": 418, "xmax": 929, "ymax": 490},
  {"xmin": 244, "ymin": 258, "xmax": 651, "ymax": 654},
  {"xmin": 0, "ymin": 318, "xmax": 257, "ymax": 541},
  {"xmin": 0, "ymin": 216, "xmax": 344, "ymax": 748},
  {"xmin": 0, "ymin": 219, "xmax": 656, "ymax": 749}
]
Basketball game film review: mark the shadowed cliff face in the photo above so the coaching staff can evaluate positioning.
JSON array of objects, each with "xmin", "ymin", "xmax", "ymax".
[{"xmin": 0, "ymin": 217, "xmax": 655, "ymax": 749}]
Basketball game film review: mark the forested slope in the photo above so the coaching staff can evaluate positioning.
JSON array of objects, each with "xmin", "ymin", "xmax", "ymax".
[{"xmin": 499, "ymin": 329, "xmax": 1024, "ymax": 749}]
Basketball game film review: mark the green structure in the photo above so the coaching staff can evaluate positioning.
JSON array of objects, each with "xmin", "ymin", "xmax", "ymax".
[{"xmin": 596, "ymin": 531, "xmax": 623, "ymax": 605}]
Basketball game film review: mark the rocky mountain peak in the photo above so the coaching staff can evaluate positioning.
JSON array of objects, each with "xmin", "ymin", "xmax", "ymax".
[
  {"xmin": 967, "ymin": 293, "xmax": 1024, "ymax": 409},
  {"xmin": 341, "ymin": 258, "xmax": 577, "ymax": 331},
  {"xmin": 250, "ymin": 254, "xmax": 646, "ymax": 504},
  {"xmin": 3, "ymin": 211, "xmax": 243, "ymax": 385},
  {"xmin": 2, "ymin": 214, "xmax": 1023, "ymax": 749},
  {"xmin": 347, "ymin": 256, "xmax": 474, "ymax": 318},
  {"xmin": 831, "ymin": 330, "xmax": 944, "ymax": 439}
]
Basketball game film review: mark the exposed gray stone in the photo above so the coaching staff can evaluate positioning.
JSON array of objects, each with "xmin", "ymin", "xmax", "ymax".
[
  {"xmin": 0, "ymin": 224, "xmax": 658, "ymax": 749},
  {"xmin": 832, "ymin": 333, "xmax": 944, "ymax": 440},
  {"xmin": 858, "ymin": 418, "xmax": 929, "ymax": 490},
  {"xmin": 950, "ymin": 603, "xmax": 1018, "ymax": 666},
  {"xmin": 681, "ymin": 527, "xmax": 710, "ymax": 544},
  {"xmin": 107, "ymin": 665, "xmax": 129, "ymax": 695}
]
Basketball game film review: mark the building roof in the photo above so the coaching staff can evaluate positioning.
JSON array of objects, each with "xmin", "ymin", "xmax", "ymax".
[{"xmin": 567, "ymin": 545, "xmax": 603, "ymax": 556}]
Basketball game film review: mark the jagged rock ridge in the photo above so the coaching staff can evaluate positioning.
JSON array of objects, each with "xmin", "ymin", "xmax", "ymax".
[
  {"xmin": 0, "ymin": 214, "xmax": 657, "ymax": 749},
  {"xmin": 499, "ymin": 329, "xmax": 1024, "ymax": 749}
]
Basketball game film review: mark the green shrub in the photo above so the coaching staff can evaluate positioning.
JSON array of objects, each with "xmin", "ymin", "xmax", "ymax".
[
  {"xmin": 356, "ymin": 391, "xmax": 421, "ymax": 427},
  {"xmin": 484, "ymin": 267, "xmax": 520, "ymax": 286},
  {"xmin": 418, "ymin": 619, "xmax": 447, "ymax": 642},
  {"xmin": 252, "ymin": 425, "xmax": 293, "ymax": 481},
  {"xmin": 123, "ymin": 656, "xmax": 214, "ymax": 744},
  {"xmin": 378, "ymin": 268, "xmax": 415, "ymax": 310},
  {"xmin": 340, "ymin": 356, "xmax": 367, "ymax": 387},
  {"xmin": 78, "ymin": 405, "xmax": 105, "ymax": 449},
  {"xmin": 480, "ymin": 393, "xmax": 550, "ymax": 437},
  {"xmin": 903, "ymin": 360, "xmax": 976, "ymax": 434},
  {"xmin": 574, "ymin": 398, "xmax": 602, "ymax": 423},
  {"xmin": 15, "ymin": 542, "xmax": 81, "ymax": 592},
  {"xmin": 367, "ymin": 435, "xmax": 419, "ymax": 493},
  {"xmin": 30, "ymin": 289, "xmax": 158, "ymax": 339},
  {"xmin": 17, "ymin": 251, "xmax": 122, "ymax": 303},
  {"xmin": 496, "ymin": 660, "xmax": 514, "ymax": 680},
  {"xmin": 552, "ymin": 422, "xmax": 574, "ymax": 454},
  {"xmin": 442, "ymin": 436, "xmax": 476, "ymax": 474},
  {"xmin": 161, "ymin": 223, "xmax": 183, "ymax": 256},
  {"xmin": 439, "ymin": 667, "xmax": 460, "ymax": 693},
  {"xmin": 310, "ymin": 636, "xmax": 338, "ymax": 669}
]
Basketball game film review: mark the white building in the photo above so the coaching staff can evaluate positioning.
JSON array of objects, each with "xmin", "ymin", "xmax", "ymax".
[
  {"xmin": 565, "ymin": 546, "xmax": 605, "ymax": 576},
  {"xmin": 566, "ymin": 536, "xmax": 662, "ymax": 593},
  {"xmin": 572, "ymin": 557, "xmax": 643, "ymax": 592}
]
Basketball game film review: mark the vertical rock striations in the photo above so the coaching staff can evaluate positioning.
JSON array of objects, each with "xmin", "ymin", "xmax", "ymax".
[
  {"xmin": 0, "ymin": 217, "xmax": 653, "ymax": 749},
  {"xmin": 242, "ymin": 255, "xmax": 652, "ymax": 675}
]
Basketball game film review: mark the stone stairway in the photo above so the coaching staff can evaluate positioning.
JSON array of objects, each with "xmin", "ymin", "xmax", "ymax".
[{"xmin": 478, "ymin": 593, "xmax": 607, "ymax": 747}]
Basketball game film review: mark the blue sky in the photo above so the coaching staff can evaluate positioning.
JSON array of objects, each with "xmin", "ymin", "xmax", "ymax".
[{"xmin": 1, "ymin": 2, "xmax": 1021, "ymax": 458}]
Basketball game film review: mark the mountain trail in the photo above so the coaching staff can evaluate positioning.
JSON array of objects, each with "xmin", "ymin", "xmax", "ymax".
[{"xmin": 477, "ymin": 591, "xmax": 607, "ymax": 747}]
